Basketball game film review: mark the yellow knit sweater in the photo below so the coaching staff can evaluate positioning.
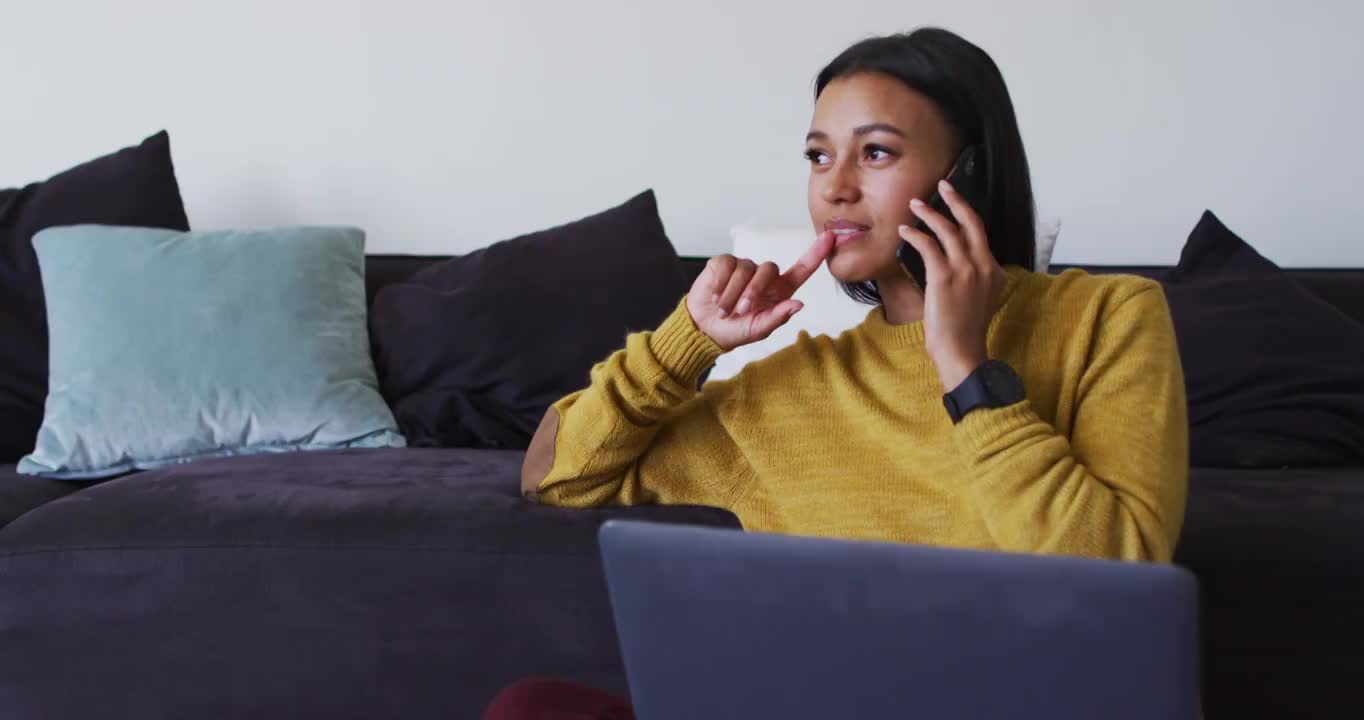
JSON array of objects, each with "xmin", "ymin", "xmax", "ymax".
[{"xmin": 535, "ymin": 265, "xmax": 1189, "ymax": 562}]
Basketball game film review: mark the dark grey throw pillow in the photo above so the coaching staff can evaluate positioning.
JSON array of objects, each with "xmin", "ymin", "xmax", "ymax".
[
  {"xmin": 369, "ymin": 189, "xmax": 690, "ymax": 449},
  {"xmin": 1161, "ymin": 211, "xmax": 1364, "ymax": 467},
  {"xmin": 0, "ymin": 131, "xmax": 190, "ymax": 463}
]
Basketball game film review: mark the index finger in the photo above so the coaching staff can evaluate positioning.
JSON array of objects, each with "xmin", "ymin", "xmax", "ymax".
[{"xmin": 780, "ymin": 230, "xmax": 835, "ymax": 289}]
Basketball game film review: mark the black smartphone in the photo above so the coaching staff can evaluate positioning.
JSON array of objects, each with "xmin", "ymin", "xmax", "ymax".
[{"xmin": 897, "ymin": 144, "xmax": 988, "ymax": 290}]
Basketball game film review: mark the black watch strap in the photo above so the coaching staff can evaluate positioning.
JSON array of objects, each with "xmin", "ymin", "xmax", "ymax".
[{"xmin": 943, "ymin": 359, "xmax": 1025, "ymax": 424}]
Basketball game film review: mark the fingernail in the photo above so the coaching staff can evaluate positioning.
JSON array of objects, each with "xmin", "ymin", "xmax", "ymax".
[
  {"xmin": 898, "ymin": 224, "xmax": 911, "ymax": 234},
  {"xmin": 910, "ymin": 198, "xmax": 925, "ymax": 207},
  {"xmin": 711, "ymin": 293, "xmax": 720, "ymax": 304},
  {"xmin": 939, "ymin": 179, "xmax": 954, "ymax": 193},
  {"xmin": 736, "ymin": 298, "xmax": 751, "ymax": 315},
  {"xmin": 718, "ymin": 307, "xmax": 729, "ymax": 318}
]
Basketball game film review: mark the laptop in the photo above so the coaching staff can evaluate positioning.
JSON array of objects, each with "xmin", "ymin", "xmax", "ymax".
[{"xmin": 598, "ymin": 520, "xmax": 1200, "ymax": 720}]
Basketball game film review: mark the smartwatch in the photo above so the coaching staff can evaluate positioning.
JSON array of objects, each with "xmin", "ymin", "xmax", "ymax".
[{"xmin": 943, "ymin": 359, "xmax": 1025, "ymax": 424}]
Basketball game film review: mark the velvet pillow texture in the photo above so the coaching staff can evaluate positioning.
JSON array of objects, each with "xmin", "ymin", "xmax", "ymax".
[
  {"xmin": 0, "ymin": 131, "xmax": 190, "ymax": 462},
  {"xmin": 1161, "ymin": 210, "xmax": 1364, "ymax": 467},
  {"xmin": 19, "ymin": 225, "xmax": 405, "ymax": 479},
  {"xmin": 370, "ymin": 189, "xmax": 689, "ymax": 449}
]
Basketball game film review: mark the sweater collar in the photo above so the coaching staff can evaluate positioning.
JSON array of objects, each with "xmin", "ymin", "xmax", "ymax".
[{"xmin": 858, "ymin": 265, "xmax": 1029, "ymax": 349}]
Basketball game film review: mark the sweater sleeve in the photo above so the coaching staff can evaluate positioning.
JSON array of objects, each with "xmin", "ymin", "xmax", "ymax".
[
  {"xmin": 950, "ymin": 285, "xmax": 1189, "ymax": 562},
  {"xmin": 534, "ymin": 296, "xmax": 755, "ymax": 509}
]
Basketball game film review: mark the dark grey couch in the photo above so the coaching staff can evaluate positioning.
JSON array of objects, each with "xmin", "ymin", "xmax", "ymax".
[{"xmin": 0, "ymin": 256, "xmax": 1359, "ymax": 719}]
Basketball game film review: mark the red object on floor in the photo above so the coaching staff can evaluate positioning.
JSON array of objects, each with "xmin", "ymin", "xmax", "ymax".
[{"xmin": 483, "ymin": 677, "xmax": 636, "ymax": 720}]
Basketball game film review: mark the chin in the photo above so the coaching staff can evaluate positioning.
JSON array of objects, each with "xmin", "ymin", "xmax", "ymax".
[{"xmin": 828, "ymin": 244, "xmax": 896, "ymax": 284}]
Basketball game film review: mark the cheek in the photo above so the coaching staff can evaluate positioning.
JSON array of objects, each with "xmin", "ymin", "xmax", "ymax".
[
  {"xmin": 866, "ymin": 178, "xmax": 917, "ymax": 245},
  {"xmin": 866, "ymin": 172, "xmax": 915, "ymax": 224}
]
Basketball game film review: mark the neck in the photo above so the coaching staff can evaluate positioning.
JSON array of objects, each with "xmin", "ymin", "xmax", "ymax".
[{"xmin": 876, "ymin": 266, "xmax": 926, "ymax": 325}]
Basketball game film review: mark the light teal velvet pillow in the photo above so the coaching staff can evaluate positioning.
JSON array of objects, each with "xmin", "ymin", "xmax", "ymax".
[{"xmin": 19, "ymin": 225, "xmax": 405, "ymax": 479}]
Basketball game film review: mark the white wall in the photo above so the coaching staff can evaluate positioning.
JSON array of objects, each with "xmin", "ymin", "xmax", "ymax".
[{"xmin": 4, "ymin": 0, "xmax": 1361, "ymax": 266}]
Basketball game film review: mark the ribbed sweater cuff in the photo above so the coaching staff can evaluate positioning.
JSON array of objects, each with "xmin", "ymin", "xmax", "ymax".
[
  {"xmin": 648, "ymin": 296, "xmax": 725, "ymax": 386},
  {"xmin": 952, "ymin": 399, "xmax": 1042, "ymax": 458}
]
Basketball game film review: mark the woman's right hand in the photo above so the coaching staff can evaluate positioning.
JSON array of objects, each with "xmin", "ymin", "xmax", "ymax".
[{"xmin": 686, "ymin": 230, "xmax": 836, "ymax": 352}]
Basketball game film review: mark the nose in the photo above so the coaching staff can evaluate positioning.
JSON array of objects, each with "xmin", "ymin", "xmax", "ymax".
[{"xmin": 819, "ymin": 155, "xmax": 861, "ymax": 206}]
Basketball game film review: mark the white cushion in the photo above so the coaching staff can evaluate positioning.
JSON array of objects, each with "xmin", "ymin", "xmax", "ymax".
[
  {"xmin": 1036, "ymin": 215, "xmax": 1062, "ymax": 273},
  {"xmin": 705, "ymin": 217, "xmax": 1062, "ymax": 382}
]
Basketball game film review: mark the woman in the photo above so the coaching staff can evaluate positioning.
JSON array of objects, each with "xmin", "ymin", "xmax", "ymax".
[{"xmin": 488, "ymin": 26, "xmax": 1188, "ymax": 719}]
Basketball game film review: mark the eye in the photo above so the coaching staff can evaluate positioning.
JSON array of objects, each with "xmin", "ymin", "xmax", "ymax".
[
  {"xmin": 803, "ymin": 148, "xmax": 830, "ymax": 166},
  {"xmin": 864, "ymin": 144, "xmax": 897, "ymax": 162}
]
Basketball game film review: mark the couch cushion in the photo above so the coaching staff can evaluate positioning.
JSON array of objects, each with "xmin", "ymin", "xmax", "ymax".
[
  {"xmin": 0, "ymin": 464, "xmax": 81, "ymax": 529},
  {"xmin": 0, "ymin": 448, "xmax": 739, "ymax": 718},
  {"xmin": 369, "ymin": 189, "xmax": 690, "ymax": 450},
  {"xmin": 1291, "ymin": 270, "xmax": 1364, "ymax": 326},
  {"xmin": 1160, "ymin": 211, "xmax": 1364, "ymax": 467},
  {"xmin": 1, "ymin": 448, "xmax": 736, "ymax": 549},
  {"xmin": 1176, "ymin": 466, "xmax": 1364, "ymax": 718}
]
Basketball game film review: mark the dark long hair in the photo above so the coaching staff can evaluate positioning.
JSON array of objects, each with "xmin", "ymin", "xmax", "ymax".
[{"xmin": 814, "ymin": 28, "xmax": 1037, "ymax": 305}]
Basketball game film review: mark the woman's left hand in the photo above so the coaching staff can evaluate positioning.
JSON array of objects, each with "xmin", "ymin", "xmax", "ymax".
[{"xmin": 898, "ymin": 178, "xmax": 1008, "ymax": 392}]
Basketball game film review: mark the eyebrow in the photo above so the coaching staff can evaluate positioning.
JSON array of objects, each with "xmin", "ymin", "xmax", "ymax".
[{"xmin": 805, "ymin": 123, "xmax": 907, "ymax": 143}]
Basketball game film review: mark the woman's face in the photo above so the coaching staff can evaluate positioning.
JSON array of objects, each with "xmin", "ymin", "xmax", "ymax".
[{"xmin": 806, "ymin": 72, "xmax": 960, "ymax": 285}]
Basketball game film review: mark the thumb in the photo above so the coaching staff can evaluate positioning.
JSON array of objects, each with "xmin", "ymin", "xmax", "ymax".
[{"xmin": 749, "ymin": 299, "xmax": 804, "ymax": 341}]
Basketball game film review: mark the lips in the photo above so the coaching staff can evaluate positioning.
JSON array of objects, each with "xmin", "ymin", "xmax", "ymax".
[{"xmin": 825, "ymin": 219, "xmax": 871, "ymax": 247}]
